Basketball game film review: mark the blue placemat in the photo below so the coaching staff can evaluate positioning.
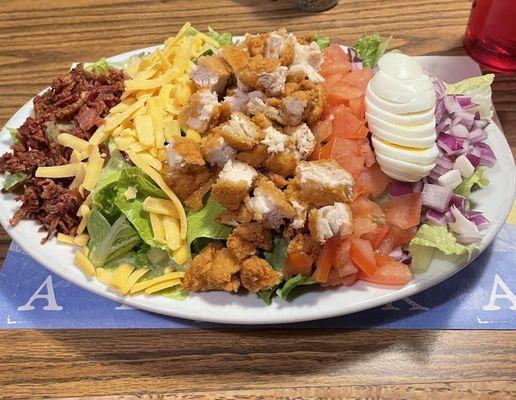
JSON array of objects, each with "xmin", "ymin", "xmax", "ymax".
[{"xmin": 1, "ymin": 218, "xmax": 515, "ymax": 329}]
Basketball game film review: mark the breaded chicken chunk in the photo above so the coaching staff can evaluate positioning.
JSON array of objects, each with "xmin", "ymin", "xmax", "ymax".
[
  {"xmin": 246, "ymin": 96, "xmax": 285, "ymax": 125},
  {"xmin": 165, "ymin": 165, "xmax": 213, "ymax": 210},
  {"xmin": 236, "ymin": 143, "xmax": 269, "ymax": 168},
  {"xmin": 221, "ymin": 45, "xmax": 251, "ymax": 73},
  {"xmin": 211, "ymin": 159, "xmax": 258, "ymax": 211},
  {"xmin": 183, "ymin": 242, "xmax": 241, "ymax": 292},
  {"xmin": 247, "ymin": 178, "xmax": 296, "ymax": 229},
  {"xmin": 224, "ymin": 89, "xmax": 265, "ymax": 113},
  {"xmin": 216, "ymin": 201, "xmax": 253, "ymax": 227},
  {"xmin": 190, "ymin": 55, "xmax": 231, "ymax": 95},
  {"xmin": 288, "ymin": 123, "xmax": 316, "ymax": 160},
  {"xmin": 295, "ymin": 160, "xmax": 354, "ymax": 207},
  {"xmin": 263, "ymin": 151, "xmax": 298, "ymax": 177},
  {"xmin": 261, "ymin": 126, "xmax": 288, "ymax": 154},
  {"xmin": 167, "ymin": 137, "xmax": 205, "ymax": 169},
  {"xmin": 201, "ymin": 133, "xmax": 236, "ymax": 168},
  {"xmin": 263, "ymin": 172, "xmax": 288, "ymax": 189},
  {"xmin": 289, "ymin": 199, "xmax": 308, "ymax": 230},
  {"xmin": 240, "ymin": 256, "xmax": 281, "ymax": 292},
  {"xmin": 178, "ymin": 90, "xmax": 219, "ymax": 133},
  {"xmin": 227, "ymin": 222, "xmax": 272, "ymax": 260},
  {"xmin": 308, "ymin": 202, "xmax": 353, "ymax": 242},
  {"xmin": 214, "ymin": 112, "xmax": 264, "ymax": 151},
  {"xmin": 184, "ymin": 177, "xmax": 214, "ymax": 211},
  {"xmin": 288, "ymin": 41, "xmax": 324, "ymax": 83},
  {"xmin": 264, "ymin": 31, "xmax": 294, "ymax": 65},
  {"xmin": 257, "ymin": 66, "xmax": 288, "ymax": 97},
  {"xmin": 287, "ymin": 233, "xmax": 321, "ymax": 257}
]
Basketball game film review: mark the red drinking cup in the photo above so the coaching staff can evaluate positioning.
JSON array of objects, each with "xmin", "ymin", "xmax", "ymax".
[{"xmin": 463, "ymin": 0, "xmax": 516, "ymax": 74}]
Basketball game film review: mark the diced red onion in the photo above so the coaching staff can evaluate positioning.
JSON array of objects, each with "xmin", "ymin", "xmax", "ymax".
[
  {"xmin": 453, "ymin": 110, "xmax": 475, "ymax": 130},
  {"xmin": 388, "ymin": 181, "xmax": 413, "ymax": 197},
  {"xmin": 389, "ymin": 246, "xmax": 403, "ymax": 260},
  {"xmin": 469, "ymin": 128, "xmax": 488, "ymax": 144},
  {"xmin": 450, "ymin": 123, "xmax": 469, "ymax": 138},
  {"xmin": 436, "ymin": 155, "xmax": 454, "ymax": 170},
  {"xmin": 456, "ymin": 95, "xmax": 476, "ymax": 110},
  {"xmin": 466, "ymin": 211, "xmax": 490, "ymax": 230},
  {"xmin": 444, "ymin": 95, "xmax": 461, "ymax": 113},
  {"xmin": 412, "ymin": 181, "xmax": 424, "ymax": 193},
  {"xmin": 473, "ymin": 119, "xmax": 489, "ymax": 129},
  {"xmin": 401, "ymin": 255, "xmax": 412, "ymax": 266},
  {"xmin": 433, "ymin": 79, "xmax": 446, "ymax": 97},
  {"xmin": 449, "ymin": 206, "xmax": 484, "ymax": 244},
  {"xmin": 449, "ymin": 194, "xmax": 467, "ymax": 213},
  {"xmin": 474, "ymin": 142, "xmax": 497, "ymax": 167},
  {"xmin": 465, "ymin": 153, "xmax": 481, "ymax": 168},
  {"xmin": 421, "ymin": 183, "xmax": 452, "ymax": 212},
  {"xmin": 426, "ymin": 209, "xmax": 446, "ymax": 225},
  {"xmin": 445, "ymin": 210, "xmax": 455, "ymax": 223},
  {"xmin": 437, "ymin": 134, "xmax": 469, "ymax": 156}
]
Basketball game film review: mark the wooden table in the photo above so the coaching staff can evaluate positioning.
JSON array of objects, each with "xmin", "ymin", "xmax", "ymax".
[{"xmin": 1, "ymin": 1, "xmax": 515, "ymax": 398}]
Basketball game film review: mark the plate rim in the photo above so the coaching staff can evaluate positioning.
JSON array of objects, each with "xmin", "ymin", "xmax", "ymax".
[{"xmin": 0, "ymin": 45, "xmax": 514, "ymax": 325}]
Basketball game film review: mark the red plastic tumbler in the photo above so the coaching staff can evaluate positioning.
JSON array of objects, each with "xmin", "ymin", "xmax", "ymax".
[{"xmin": 463, "ymin": 0, "xmax": 516, "ymax": 74}]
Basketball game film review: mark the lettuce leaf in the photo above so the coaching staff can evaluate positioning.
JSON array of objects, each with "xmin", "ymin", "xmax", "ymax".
[
  {"xmin": 6, "ymin": 127, "xmax": 18, "ymax": 143},
  {"xmin": 446, "ymin": 74, "xmax": 494, "ymax": 118},
  {"xmin": 257, "ymin": 285, "xmax": 280, "ymax": 305},
  {"xmin": 114, "ymin": 167, "xmax": 168, "ymax": 249},
  {"xmin": 87, "ymin": 207, "xmax": 141, "ymax": 268},
  {"xmin": 276, "ymin": 274, "xmax": 317, "ymax": 299},
  {"xmin": 408, "ymin": 224, "xmax": 476, "ymax": 273},
  {"xmin": 2, "ymin": 172, "xmax": 28, "ymax": 192},
  {"xmin": 86, "ymin": 58, "xmax": 110, "ymax": 75},
  {"xmin": 186, "ymin": 196, "xmax": 232, "ymax": 249},
  {"xmin": 454, "ymin": 167, "xmax": 489, "ymax": 199},
  {"xmin": 207, "ymin": 27, "xmax": 233, "ymax": 46},
  {"xmin": 354, "ymin": 34, "xmax": 391, "ymax": 68},
  {"xmin": 313, "ymin": 34, "xmax": 330, "ymax": 50},
  {"xmin": 263, "ymin": 236, "xmax": 289, "ymax": 271},
  {"xmin": 92, "ymin": 142, "xmax": 130, "ymax": 221}
]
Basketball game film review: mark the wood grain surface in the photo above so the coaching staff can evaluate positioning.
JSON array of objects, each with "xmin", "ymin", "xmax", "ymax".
[{"xmin": 0, "ymin": 1, "xmax": 515, "ymax": 399}]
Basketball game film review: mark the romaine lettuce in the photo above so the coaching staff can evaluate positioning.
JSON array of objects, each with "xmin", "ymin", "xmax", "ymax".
[
  {"xmin": 409, "ymin": 224, "xmax": 476, "ymax": 273},
  {"xmin": 87, "ymin": 207, "xmax": 141, "ymax": 268},
  {"xmin": 6, "ymin": 127, "xmax": 18, "ymax": 143},
  {"xmin": 313, "ymin": 34, "xmax": 330, "ymax": 50},
  {"xmin": 276, "ymin": 274, "xmax": 317, "ymax": 299},
  {"xmin": 86, "ymin": 58, "xmax": 110, "ymax": 75},
  {"xmin": 446, "ymin": 74, "xmax": 494, "ymax": 118},
  {"xmin": 2, "ymin": 172, "xmax": 28, "ymax": 192},
  {"xmin": 186, "ymin": 196, "xmax": 232, "ymax": 250},
  {"xmin": 454, "ymin": 167, "xmax": 489, "ymax": 199},
  {"xmin": 207, "ymin": 27, "xmax": 233, "ymax": 46},
  {"xmin": 263, "ymin": 236, "xmax": 289, "ymax": 271},
  {"xmin": 354, "ymin": 34, "xmax": 391, "ymax": 68}
]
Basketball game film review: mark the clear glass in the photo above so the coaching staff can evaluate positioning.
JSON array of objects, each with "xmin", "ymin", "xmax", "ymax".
[{"xmin": 463, "ymin": 0, "xmax": 516, "ymax": 74}]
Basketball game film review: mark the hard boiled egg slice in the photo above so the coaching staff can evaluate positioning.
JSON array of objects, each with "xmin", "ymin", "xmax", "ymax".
[
  {"xmin": 369, "ymin": 70, "xmax": 434, "ymax": 104},
  {"xmin": 366, "ymin": 113, "xmax": 436, "ymax": 139},
  {"xmin": 371, "ymin": 137, "xmax": 439, "ymax": 165},
  {"xmin": 376, "ymin": 162, "xmax": 427, "ymax": 182},
  {"xmin": 370, "ymin": 124, "xmax": 436, "ymax": 148},
  {"xmin": 366, "ymin": 85, "xmax": 435, "ymax": 115},
  {"xmin": 378, "ymin": 51, "xmax": 423, "ymax": 80},
  {"xmin": 365, "ymin": 97, "xmax": 435, "ymax": 126},
  {"xmin": 375, "ymin": 152, "xmax": 436, "ymax": 182}
]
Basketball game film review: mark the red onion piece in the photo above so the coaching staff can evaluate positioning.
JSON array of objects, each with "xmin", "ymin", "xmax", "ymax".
[{"xmin": 421, "ymin": 183, "xmax": 452, "ymax": 212}]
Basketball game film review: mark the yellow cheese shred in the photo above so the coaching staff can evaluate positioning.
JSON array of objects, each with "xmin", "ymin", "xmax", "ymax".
[
  {"xmin": 130, "ymin": 271, "xmax": 184, "ymax": 294},
  {"xmin": 75, "ymin": 251, "xmax": 96, "ymax": 277},
  {"xmin": 121, "ymin": 268, "xmax": 149, "ymax": 294},
  {"xmin": 144, "ymin": 279, "xmax": 181, "ymax": 294},
  {"xmin": 111, "ymin": 264, "xmax": 135, "ymax": 290}
]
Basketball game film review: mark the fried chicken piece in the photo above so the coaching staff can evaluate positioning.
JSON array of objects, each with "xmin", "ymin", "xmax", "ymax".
[
  {"xmin": 236, "ymin": 143, "xmax": 268, "ymax": 168},
  {"xmin": 295, "ymin": 160, "xmax": 354, "ymax": 207},
  {"xmin": 287, "ymin": 233, "xmax": 321, "ymax": 257},
  {"xmin": 224, "ymin": 88, "xmax": 265, "ymax": 113},
  {"xmin": 281, "ymin": 90, "xmax": 312, "ymax": 126},
  {"xmin": 190, "ymin": 55, "xmax": 231, "ymax": 95},
  {"xmin": 216, "ymin": 201, "xmax": 253, "ymax": 226},
  {"xmin": 263, "ymin": 151, "xmax": 298, "ymax": 177},
  {"xmin": 246, "ymin": 96, "xmax": 286, "ymax": 126},
  {"xmin": 288, "ymin": 41, "xmax": 324, "ymax": 83},
  {"xmin": 214, "ymin": 112, "xmax": 264, "ymax": 151},
  {"xmin": 221, "ymin": 45, "xmax": 251, "ymax": 74},
  {"xmin": 178, "ymin": 90, "xmax": 219, "ymax": 133},
  {"xmin": 227, "ymin": 222, "xmax": 272, "ymax": 260},
  {"xmin": 243, "ymin": 34, "xmax": 267, "ymax": 57},
  {"xmin": 183, "ymin": 242, "xmax": 241, "ymax": 292},
  {"xmin": 165, "ymin": 165, "xmax": 213, "ymax": 205},
  {"xmin": 308, "ymin": 202, "xmax": 353, "ymax": 242},
  {"xmin": 211, "ymin": 159, "xmax": 258, "ymax": 211},
  {"xmin": 201, "ymin": 132, "xmax": 236, "ymax": 168},
  {"xmin": 264, "ymin": 172, "xmax": 288, "ymax": 189},
  {"xmin": 261, "ymin": 126, "xmax": 289, "ymax": 154},
  {"xmin": 256, "ymin": 66, "xmax": 288, "ymax": 97},
  {"xmin": 287, "ymin": 123, "xmax": 316, "ymax": 160},
  {"xmin": 237, "ymin": 54, "xmax": 281, "ymax": 90},
  {"xmin": 240, "ymin": 256, "xmax": 281, "ymax": 292},
  {"xmin": 264, "ymin": 30, "xmax": 295, "ymax": 65},
  {"xmin": 184, "ymin": 177, "xmax": 214, "ymax": 211},
  {"xmin": 247, "ymin": 178, "xmax": 296, "ymax": 229},
  {"xmin": 289, "ymin": 198, "xmax": 308, "ymax": 230},
  {"xmin": 252, "ymin": 113, "xmax": 273, "ymax": 129},
  {"xmin": 167, "ymin": 136, "xmax": 205, "ymax": 169}
]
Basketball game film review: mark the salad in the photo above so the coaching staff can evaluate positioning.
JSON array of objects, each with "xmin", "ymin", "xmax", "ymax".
[{"xmin": 0, "ymin": 23, "xmax": 498, "ymax": 303}]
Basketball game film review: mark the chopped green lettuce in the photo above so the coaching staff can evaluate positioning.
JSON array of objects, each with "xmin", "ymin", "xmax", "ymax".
[
  {"xmin": 86, "ymin": 58, "xmax": 110, "ymax": 75},
  {"xmin": 354, "ymin": 34, "xmax": 391, "ymax": 68},
  {"xmin": 446, "ymin": 74, "xmax": 494, "ymax": 118},
  {"xmin": 276, "ymin": 274, "xmax": 317, "ymax": 299},
  {"xmin": 87, "ymin": 207, "xmax": 141, "ymax": 268},
  {"xmin": 162, "ymin": 287, "xmax": 189, "ymax": 300},
  {"xmin": 6, "ymin": 127, "xmax": 18, "ymax": 143},
  {"xmin": 186, "ymin": 196, "xmax": 232, "ymax": 249},
  {"xmin": 114, "ymin": 167, "xmax": 168, "ymax": 249},
  {"xmin": 207, "ymin": 27, "xmax": 233, "ymax": 46},
  {"xmin": 92, "ymin": 142, "xmax": 130, "ymax": 221},
  {"xmin": 454, "ymin": 167, "xmax": 489, "ymax": 199},
  {"xmin": 409, "ymin": 224, "xmax": 476, "ymax": 273},
  {"xmin": 2, "ymin": 172, "xmax": 28, "ymax": 192},
  {"xmin": 257, "ymin": 285, "xmax": 280, "ymax": 305},
  {"xmin": 313, "ymin": 34, "xmax": 330, "ymax": 50},
  {"xmin": 263, "ymin": 236, "xmax": 289, "ymax": 271}
]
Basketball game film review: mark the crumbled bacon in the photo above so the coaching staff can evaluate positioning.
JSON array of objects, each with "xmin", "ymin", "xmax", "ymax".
[{"xmin": 0, "ymin": 63, "xmax": 126, "ymax": 240}]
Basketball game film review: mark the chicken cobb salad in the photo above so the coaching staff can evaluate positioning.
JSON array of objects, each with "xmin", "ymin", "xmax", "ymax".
[{"xmin": 0, "ymin": 24, "xmax": 498, "ymax": 303}]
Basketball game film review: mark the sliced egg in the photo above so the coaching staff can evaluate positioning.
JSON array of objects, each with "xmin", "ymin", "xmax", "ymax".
[
  {"xmin": 371, "ymin": 137, "xmax": 439, "ymax": 165},
  {"xmin": 369, "ymin": 123, "xmax": 436, "ymax": 148},
  {"xmin": 366, "ymin": 113, "xmax": 436, "ymax": 139},
  {"xmin": 370, "ymin": 70, "xmax": 434, "ymax": 104},
  {"xmin": 365, "ymin": 97, "xmax": 435, "ymax": 126},
  {"xmin": 376, "ymin": 153, "xmax": 436, "ymax": 182},
  {"xmin": 376, "ymin": 162, "xmax": 428, "ymax": 182},
  {"xmin": 378, "ymin": 51, "xmax": 423, "ymax": 80},
  {"xmin": 366, "ymin": 85, "xmax": 436, "ymax": 115}
]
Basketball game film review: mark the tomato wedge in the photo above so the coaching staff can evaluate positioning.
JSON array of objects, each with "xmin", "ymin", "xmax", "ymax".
[
  {"xmin": 376, "ymin": 225, "xmax": 417, "ymax": 255},
  {"xmin": 331, "ymin": 104, "xmax": 368, "ymax": 138},
  {"xmin": 362, "ymin": 223, "xmax": 390, "ymax": 249},
  {"xmin": 353, "ymin": 216, "xmax": 377, "ymax": 237},
  {"xmin": 284, "ymin": 252, "xmax": 314, "ymax": 277},
  {"xmin": 355, "ymin": 163, "xmax": 392, "ymax": 198},
  {"xmin": 349, "ymin": 237, "xmax": 377, "ymax": 277},
  {"xmin": 348, "ymin": 97, "xmax": 365, "ymax": 119},
  {"xmin": 319, "ymin": 137, "xmax": 366, "ymax": 179},
  {"xmin": 322, "ymin": 44, "xmax": 352, "ymax": 69},
  {"xmin": 349, "ymin": 196, "xmax": 385, "ymax": 219},
  {"xmin": 382, "ymin": 192, "xmax": 422, "ymax": 229},
  {"xmin": 312, "ymin": 117, "xmax": 333, "ymax": 144},
  {"xmin": 359, "ymin": 257, "xmax": 412, "ymax": 286},
  {"xmin": 314, "ymin": 238, "xmax": 339, "ymax": 283}
]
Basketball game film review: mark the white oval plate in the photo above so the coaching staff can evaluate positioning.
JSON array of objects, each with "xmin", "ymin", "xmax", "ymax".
[{"xmin": 0, "ymin": 46, "xmax": 514, "ymax": 325}]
